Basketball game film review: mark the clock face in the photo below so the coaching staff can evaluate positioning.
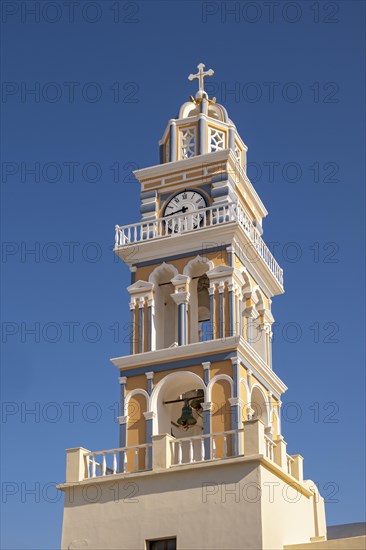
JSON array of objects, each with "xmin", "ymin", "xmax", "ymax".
[{"xmin": 163, "ymin": 190, "xmax": 207, "ymax": 233}]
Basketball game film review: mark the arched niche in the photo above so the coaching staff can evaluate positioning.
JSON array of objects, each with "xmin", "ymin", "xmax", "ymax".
[
  {"xmin": 149, "ymin": 263, "xmax": 178, "ymax": 349},
  {"xmin": 151, "ymin": 371, "xmax": 206, "ymax": 436},
  {"xmin": 250, "ymin": 384, "xmax": 269, "ymax": 428},
  {"xmin": 183, "ymin": 256, "xmax": 214, "ymax": 343},
  {"xmin": 126, "ymin": 392, "xmax": 147, "ymax": 471},
  {"xmin": 151, "ymin": 371, "xmax": 206, "ymax": 463},
  {"xmin": 210, "ymin": 378, "xmax": 233, "ymax": 458}
]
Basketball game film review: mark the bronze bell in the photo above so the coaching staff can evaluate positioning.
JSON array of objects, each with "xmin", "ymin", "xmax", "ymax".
[{"xmin": 177, "ymin": 400, "xmax": 197, "ymax": 429}]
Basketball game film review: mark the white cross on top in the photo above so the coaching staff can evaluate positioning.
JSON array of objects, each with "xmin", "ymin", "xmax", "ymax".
[{"xmin": 188, "ymin": 63, "xmax": 214, "ymax": 94}]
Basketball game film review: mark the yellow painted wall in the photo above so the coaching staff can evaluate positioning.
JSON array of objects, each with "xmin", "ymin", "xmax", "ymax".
[
  {"xmin": 211, "ymin": 379, "xmax": 232, "ymax": 457},
  {"xmin": 126, "ymin": 374, "xmax": 147, "ymax": 393},
  {"xmin": 127, "ymin": 393, "xmax": 147, "ymax": 471},
  {"xmin": 210, "ymin": 359, "xmax": 232, "ymax": 379}
]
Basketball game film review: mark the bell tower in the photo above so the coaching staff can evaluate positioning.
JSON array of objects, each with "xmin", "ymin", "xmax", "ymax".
[
  {"xmin": 113, "ymin": 62, "xmax": 283, "ymax": 455},
  {"xmin": 59, "ymin": 64, "xmax": 327, "ymax": 550}
]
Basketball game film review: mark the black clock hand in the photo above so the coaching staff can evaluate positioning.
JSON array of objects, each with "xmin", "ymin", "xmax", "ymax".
[{"xmin": 165, "ymin": 206, "xmax": 188, "ymax": 217}]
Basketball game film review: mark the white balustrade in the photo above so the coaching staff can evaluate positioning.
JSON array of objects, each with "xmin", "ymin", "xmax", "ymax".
[
  {"xmin": 264, "ymin": 435, "xmax": 277, "ymax": 461},
  {"xmin": 171, "ymin": 429, "xmax": 244, "ymax": 466},
  {"xmin": 85, "ymin": 443, "xmax": 152, "ymax": 480},
  {"xmin": 82, "ymin": 430, "xmax": 295, "ymax": 478},
  {"xmin": 115, "ymin": 201, "xmax": 283, "ymax": 287}
]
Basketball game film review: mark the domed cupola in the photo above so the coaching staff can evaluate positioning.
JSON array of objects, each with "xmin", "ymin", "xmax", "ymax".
[{"xmin": 159, "ymin": 63, "xmax": 247, "ymax": 168}]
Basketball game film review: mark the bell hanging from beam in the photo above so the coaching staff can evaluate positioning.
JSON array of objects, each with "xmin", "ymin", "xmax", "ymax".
[{"xmin": 177, "ymin": 400, "xmax": 197, "ymax": 429}]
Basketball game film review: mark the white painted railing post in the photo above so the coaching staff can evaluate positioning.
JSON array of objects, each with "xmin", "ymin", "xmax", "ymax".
[
  {"xmin": 223, "ymin": 434, "xmax": 227, "ymax": 458},
  {"xmin": 152, "ymin": 434, "xmax": 175, "ymax": 471},
  {"xmin": 188, "ymin": 439, "xmax": 194, "ymax": 463},
  {"xmin": 65, "ymin": 447, "xmax": 90, "ymax": 483},
  {"xmin": 177, "ymin": 441, "xmax": 182, "ymax": 465},
  {"xmin": 200, "ymin": 438, "xmax": 205, "ymax": 462},
  {"xmin": 212, "ymin": 436, "xmax": 217, "ymax": 459},
  {"xmin": 134, "ymin": 447, "xmax": 139, "ymax": 471},
  {"xmin": 243, "ymin": 419, "xmax": 266, "ymax": 456}
]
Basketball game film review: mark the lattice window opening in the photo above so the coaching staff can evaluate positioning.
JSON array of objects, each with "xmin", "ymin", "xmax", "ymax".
[
  {"xmin": 209, "ymin": 128, "xmax": 225, "ymax": 152},
  {"xmin": 180, "ymin": 128, "xmax": 196, "ymax": 159},
  {"xmin": 165, "ymin": 138, "xmax": 170, "ymax": 162}
]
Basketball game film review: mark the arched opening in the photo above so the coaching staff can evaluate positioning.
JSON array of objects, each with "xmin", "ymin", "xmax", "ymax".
[
  {"xmin": 250, "ymin": 385, "xmax": 269, "ymax": 427},
  {"xmin": 239, "ymin": 378, "xmax": 250, "ymax": 421},
  {"xmin": 183, "ymin": 256, "xmax": 213, "ymax": 343},
  {"xmin": 197, "ymin": 274, "xmax": 210, "ymax": 341},
  {"xmin": 126, "ymin": 393, "xmax": 147, "ymax": 471},
  {"xmin": 211, "ymin": 379, "xmax": 232, "ymax": 457},
  {"xmin": 151, "ymin": 372, "xmax": 206, "ymax": 462},
  {"xmin": 149, "ymin": 264, "xmax": 178, "ymax": 350}
]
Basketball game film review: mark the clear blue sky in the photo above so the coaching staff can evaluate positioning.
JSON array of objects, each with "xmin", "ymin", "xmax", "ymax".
[{"xmin": 1, "ymin": 1, "xmax": 365, "ymax": 548}]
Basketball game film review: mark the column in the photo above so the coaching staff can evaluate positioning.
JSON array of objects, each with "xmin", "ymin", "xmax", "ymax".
[
  {"xmin": 202, "ymin": 402, "xmax": 212, "ymax": 460},
  {"xmin": 228, "ymin": 397, "xmax": 241, "ymax": 456},
  {"xmin": 237, "ymin": 290, "xmax": 243, "ymax": 337},
  {"xmin": 147, "ymin": 298, "xmax": 154, "ymax": 351},
  {"xmin": 179, "ymin": 303, "xmax": 187, "ymax": 345},
  {"xmin": 266, "ymin": 392, "xmax": 273, "ymax": 437},
  {"xmin": 118, "ymin": 375, "xmax": 128, "ymax": 472},
  {"xmin": 227, "ymin": 245, "xmax": 235, "ymax": 267},
  {"xmin": 145, "ymin": 371, "xmax": 154, "ymax": 395},
  {"xmin": 202, "ymin": 361, "xmax": 211, "ymax": 385},
  {"xmin": 245, "ymin": 368, "xmax": 255, "ymax": 421},
  {"xmin": 230, "ymin": 356, "xmax": 240, "ymax": 455},
  {"xmin": 118, "ymin": 415, "xmax": 128, "ymax": 472},
  {"xmin": 247, "ymin": 369, "xmax": 252, "ymax": 391},
  {"xmin": 247, "ymin": 315, "xmax": 255, "ymax": 346},
  {"xmin": 268, "ymin": 330, "xmax": 273, "ymax": 368},
  {"xmin": 129, "ymin": 300, "xmax": 136, "ymax": 354},
  {"xmin": 143, "ymin": 411, "xmax": 155, "ymax": 470},
  {"xmin": 170, "ymin": 275, "xmax": 190, "ymax": 346},
  {"xmin": 219, "ymin": 282, "xmax": 225, "ymax": 339},
  {"xmin": 198, "ymin": 114, "xmax": 207, "ymax": 154},
  {"xmin": 138, "ymin": 297, "xmax": 145, "ymax": 353},
  {"xmin": 228, "ymin": 125, "xmax": 236, "ymax": 153},
  {"xmin": 169, "ymin": 120, "xmax": 177, "ymax": 162},
  {"xmin": 228, "ymin": 282, "xmax": 234, "ymax": 337},
  {"xmin": 209, "ymin": 285, "xmax": 215, "ymax": 340}
]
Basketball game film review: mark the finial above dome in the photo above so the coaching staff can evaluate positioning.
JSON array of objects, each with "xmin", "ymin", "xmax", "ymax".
[
  {"xmin": 188, "ymin": 63, "xmax": 214, "ymax": 101},
  {"xmin": 158, "ymin": 64, "xmax": 248, "ymax": 167}
]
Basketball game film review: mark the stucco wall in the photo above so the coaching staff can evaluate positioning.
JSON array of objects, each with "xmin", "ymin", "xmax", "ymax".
[
  {"xmin": 61, "ymin": 459, "xmax": 323, "ymax": 550},
  {"xmin": 61, "ymin": 461, "xmax": 263, "ymax": 550},
  {"xmin": 260, "ymin": 466, "xmax": 319, "ymax": 550}
]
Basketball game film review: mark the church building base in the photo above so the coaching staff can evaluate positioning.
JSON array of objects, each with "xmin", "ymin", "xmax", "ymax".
[{"xmin": 60, "ymin": 452, "xmax": 326, "ymax": 550}]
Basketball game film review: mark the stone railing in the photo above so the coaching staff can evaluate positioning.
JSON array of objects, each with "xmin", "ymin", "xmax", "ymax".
[
  {"xmin": 264, "ymin": 434, "xmax": 277, "ymax": 461},
  {"xmin": 64, "ymin": 420, "xmax": 303, "ymax": 483},
  {"xmin": 114, "ymin": 201, "xmax": 283, "ymax": 288},
  {"xmin": 170, "ymin": 428, "xmax": 245, "ymax": 465},
  {"xmin": 85, "ymin": 443, "xmax": 152, "ymax": 478}
]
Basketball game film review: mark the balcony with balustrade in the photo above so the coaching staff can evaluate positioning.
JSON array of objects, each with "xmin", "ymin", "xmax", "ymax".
[
  {"xmin": 114, "ymin": 201, "xmax": 283, "ymax": 294},
  {"xmin": 60, "ymin": 420, "xmax": 304, "ymax": 490}
]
